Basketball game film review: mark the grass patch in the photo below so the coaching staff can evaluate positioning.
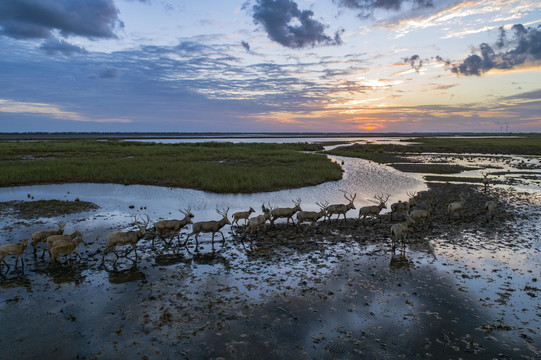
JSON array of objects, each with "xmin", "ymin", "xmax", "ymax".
[
  {"xmin": 326, "ymin": 135, "xmax": 541, "ymax": 172},
  {"xmin": 0, "ymin": 140, "xmax": 342, "ymax": 193}
]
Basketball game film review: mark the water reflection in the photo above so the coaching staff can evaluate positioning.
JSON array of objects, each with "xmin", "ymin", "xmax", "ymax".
[
  {"xmin": 107, "ymin": 265, "xmax": 146, "ymax": 284},
  {"xmin": 46, "ymin": 264, "xmax": 87, "ymax": 285},
  {"xmin": 0, "ymin": 155, "xmax": 426, "ymax": 224},
  {"xmin": 389, "ymin": 251, "xmax": 412, "ymax": 272},
  {"xmin": 0, "ymin": 273, "xmax": 31, "ymax": 289}
]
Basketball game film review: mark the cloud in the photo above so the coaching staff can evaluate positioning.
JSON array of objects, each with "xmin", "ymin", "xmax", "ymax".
[
  {"xmin": 442, "ymin": 24, "xmax": 541, "ymax": 76},
  {"xmin": 0, "ymin": 98, "xmax": 131, "ymax": 123},
  {"xmin": 40, "ymin": 37, "xmax": 88, "ymax": 56},
  {"xmin": 334, "ymin": 0, "xmax": 434, "ymax": 18},
  {"xmin": 403, "ymin": 54, "xmax": 424, "ymax": 71},
  {"xmin": 241, "ymin": 41, "xmax": 251, "ymax": 51},
  {"xmin": 0, "ymin": 0, "xmax": 123, "ymax": 40},
  {"xmin": 98, "ymin": 68, "xmax": 119, "ymax": 79},
  {"xmin": 251, "ymin": 0, "xmax": 343, "ymax": 48}
]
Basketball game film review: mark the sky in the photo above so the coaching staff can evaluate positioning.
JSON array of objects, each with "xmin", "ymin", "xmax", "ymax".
[{"xmin": 0, "ymin": 0, "xmax": 540, "ymax": 133}]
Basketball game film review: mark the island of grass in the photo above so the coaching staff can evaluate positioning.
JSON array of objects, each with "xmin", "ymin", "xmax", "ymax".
[
  {"xmin": 0, "ymin": 140, "xmax": 343, "ymax": 193},
  {"xmin": 325, "ymin": 134, "xmax": 541, "ymax": 174}
]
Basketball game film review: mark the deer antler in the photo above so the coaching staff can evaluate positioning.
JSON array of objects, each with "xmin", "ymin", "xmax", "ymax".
[
  {"xmin": 293, "ymin": 198, "xmax": 302, "ymax": 206},
  {"xmin": 316, "ymin": 201, "xmax": 329, "ymax": 210},
  {"xmin": 216, "ymin": 207, "xmax": 230, "ymax": 217}
]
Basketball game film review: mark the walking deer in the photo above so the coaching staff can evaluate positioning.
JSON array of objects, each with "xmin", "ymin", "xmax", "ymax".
[
  {"xmin": 232, "ymin": 207, "xmax": 255, "ymax": 226},
  {"xmin": 153, "ymin": 208, "xmax": 194, "ymax": 248},
  {"xmin": 359, "ymin": 194, "xmax": 390, "ymax": 224},
  {"xmin": 296, "ymin": 201, "xmax": 328, "ymax": 227},
  {"xmin": 0, "ymin": 239, "xmax": 29, "ymax": 273},
  {"xmin": 482, "ymin": 172, "xmax": 490, "ymax": 193},
  {"xmin": 185, "ymin": 208, "xmax": 230, "ymax": 248},
  {"xmin": 484, "ymin": 199, "xmax": 497, "ymax": 221},
  {"xmin": 45, "ymin": 230, "xmax": 84, "ymax": 257},
  {"xmin": 270, "ymin": 199, "xmax": 302, "ymax": 226},
  {"xmin": 390, "ymin": 217, "xmax": 415, "ymax": 251},
  {"xmin": 447, "ymin": 194, "xmax": 468, "ymax": 220},
  {"xmin": 390, "ymin": 191, "xmax": 416, "ymax": 220},
  {"xmin": 326, "ymin": 191, "xmax": 356, "ymax": 221},
  {"xmin": 247, "ymin": 204, "xmax": 272, "ymax": 235},
  {"xmin": 102, "ymin": 214, "xmax": 150, "ymax": 265},
  {"xmin": 31, "ymin": 223, "xmax": 65, "ymax": 256}
]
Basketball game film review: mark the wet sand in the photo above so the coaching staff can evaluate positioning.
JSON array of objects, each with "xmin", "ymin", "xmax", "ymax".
[{"xmin": 0, "ymin": 180, "xmax": 540, "ymax": 359}]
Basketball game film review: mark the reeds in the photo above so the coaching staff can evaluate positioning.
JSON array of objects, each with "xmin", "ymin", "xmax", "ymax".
[{"xmin": 0, "ymin": 140, "xmax": 343, "ymax": 193}]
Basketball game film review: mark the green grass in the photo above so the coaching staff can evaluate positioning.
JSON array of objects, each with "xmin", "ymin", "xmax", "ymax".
[
  {"xmin": 402, "ymin": 135, "xmax": 541, "ymax": 154},
  {"xmin": 0, "ymin": 140, "xmax": 343, "ymax": 193}
]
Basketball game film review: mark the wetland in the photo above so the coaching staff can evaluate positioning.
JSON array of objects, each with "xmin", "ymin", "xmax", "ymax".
[{"xmin": 0, "ymin": 134, "xmax": 540, "ymax": 359}]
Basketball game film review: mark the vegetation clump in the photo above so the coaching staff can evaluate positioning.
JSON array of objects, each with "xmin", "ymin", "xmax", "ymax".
[{"xmin": 0, "ymin": 140, "xmax": 342, "ymax": 193}]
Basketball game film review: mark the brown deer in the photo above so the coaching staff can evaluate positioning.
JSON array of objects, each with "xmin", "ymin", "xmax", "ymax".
[
  {"xmin": 31, "ymin": 223, "xmax": 65, "ymax": 256},
  {"xmin": 270, "ymin": 199, "xmax": 302, "ymax": 226},
  {"xmin": 326, "ymin": 191, "xmax": 356, "ymax": 221},
  {"xmin": 185, "ymin": 208, "xmax": 230, "ymax": 248},
  {"xmin": 390, "ymin": 191, "xmax": 416, "ymax": 220},
  {"xmin": 102, "ymin": 214, "xmax": 150, "ymax": 265},
  {"xmin": 45, "ymin": 230, "xmax": 84, "ymax": 257},
  {"xmin": 232, "ymin": 207, "xmax": 255, "ymax": 226},
  {"xmin": 482, "ymin": 172, "xmax": 490, "ymax": 193},
  {"xmin": 247, "ymin": 204, "xmax": 272, "ymax": 235},
  {"xmin": 390, "ymin": 217, "xmax": 415, "ymax": 251},
  {"xmin": 0, "ymin": 239, "xmax": 29, "ymax": 273},
  {"xmin": 358, "ymin": 194, "xmax": 390, "ymax": 224},
  {"xmin": 447, "ymin": 194, "xmax": 468, "ymax": 220},
  {"xmin": 153, "ymin": 208, "xmax": 194, "ymax": 248},
  {"xmin": 296, "ymin": 201, "xmax": 328, "ymax": 227},
  {"xmin": 48, "ymin": 237, "xmax": 86, "ymax": 265}
]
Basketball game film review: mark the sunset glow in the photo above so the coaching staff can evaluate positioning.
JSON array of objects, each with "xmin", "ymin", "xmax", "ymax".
[{"xmin": 1, "ymin": 0, "xmax": 540, "ymax": 133}]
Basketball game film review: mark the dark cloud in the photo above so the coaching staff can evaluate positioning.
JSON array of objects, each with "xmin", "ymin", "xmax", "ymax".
[
  {"xmin": 334, "ymin": 0, "xmax": 433, "ymax": 18},
  {"xmin": 241, "ymin": 41, "xmax": 251, "ymax": 51},
  {"xmin": 403, "ymin": 54, "xmax": 424, "ymax": 72},
  {"xmin": 0, "ymin": 0, "xmax": 123, "ymax": 40},
  {"xmin": 39, "ymin": 37, "xmax": 88, "ymax": 56},
  {"xmin": 443, "ymin": 24, "xmax": 541, "ymax": 76},
  {"xmin": 251, "ymin": 0, "xmax": 343, "ymax": 49},
  {"xmin": 98, "ymin": 68, "xmax": 119, "ymax": 79}
]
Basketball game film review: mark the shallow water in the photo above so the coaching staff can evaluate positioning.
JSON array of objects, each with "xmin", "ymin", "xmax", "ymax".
[
  {"xmin": 1, "ymin": 153, "xmax": 540, "ymax": 359},
  {"xmin": 0, "ymin": 155, "xmax": 426, "ymax": 225}
]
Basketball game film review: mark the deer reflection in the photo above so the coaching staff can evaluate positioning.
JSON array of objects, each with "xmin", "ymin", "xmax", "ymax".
[
  {"xmin": 389, "ymin": 249, "xmax": 412, "ymax": 272},
  {"xmin": 107, "ymin": 264, "xmax": 146, "ymax": 284}
]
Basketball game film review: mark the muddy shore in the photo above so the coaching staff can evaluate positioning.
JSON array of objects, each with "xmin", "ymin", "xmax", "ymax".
[{"xmin": 0, "ymin": 175, "xmax": 540, "ymax": 359}]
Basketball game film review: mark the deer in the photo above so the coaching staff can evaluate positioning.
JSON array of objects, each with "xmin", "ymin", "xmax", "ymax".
[
  {"xmin": 409, "ymin": 201, "xmax": 438, "ymax": 228},
  {"xmin": 31, "ymin": 223, "xmax": 65, "ymax": 256},
  {"xmin": 101, "ymin": 214, "xmax": 150, "ymax": 265},
  {"xmin": 447, "ymin": 194, "xmax": 468, "ymax": 220},
  {"xmin": 390, "ymin": 217, "xmax": 415, "ymax": 251},
  {"xmin": 184, "ymin": 208, "xmax": 230, "ymax": 249},
  {"xmin": 0, "ymin": 239, "xmax": 29, "ymax": 273},
  {"xmin": 358, "ymin": 193, "xmax": 391, "ymax": 224},
  {"xmin": 296, "ymin": 201, "xmax": 328, "ymax": 227},
  {"xmin": 270, "ymin": 199, "xmax": 302, "ymax": 226},
  {"xmin": 484, "ymin": 199, "xmax": 497, "ymax": 221},
  {"xmin": 153, "ymin": 208, "xmax": 194, "ymax": 248},
  {"xmin": 48, "ymin": 237, "xmax": 86, "ymax": 265},
  {"xmin": 232, "ymin": 207, "xmax": 255, "ymax": 226},
  {"xmin": 482, "ymin": 172, "xmax": 490, "ymax": 193},
  {"xmin": 44, "ymin": 230, "xmax": 83, "ymax": 257},
  {"xmin": 390, "ymin": 191, "xmax": 417, "ymax": 220},
  {"xmin": 247, "ymin": 204, "xmax": 272, "ymax": 235},
  {"xmin": 326, "ymin": 191, "xmax": 356, "ymax": 221}
]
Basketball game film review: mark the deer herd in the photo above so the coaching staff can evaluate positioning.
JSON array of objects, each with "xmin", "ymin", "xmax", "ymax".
[{"xmin": 1, "ymin": 184, "xmax": 499, "ymax": 273}]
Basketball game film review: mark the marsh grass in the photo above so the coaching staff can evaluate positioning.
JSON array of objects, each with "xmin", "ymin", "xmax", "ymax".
[
  {"xmin": 327, "ymin": 135, "xmax": 541, "ymax": 163},
  {"xmin": 0, "ymin": 140, "xmax": 342, "ymax": 193}
]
